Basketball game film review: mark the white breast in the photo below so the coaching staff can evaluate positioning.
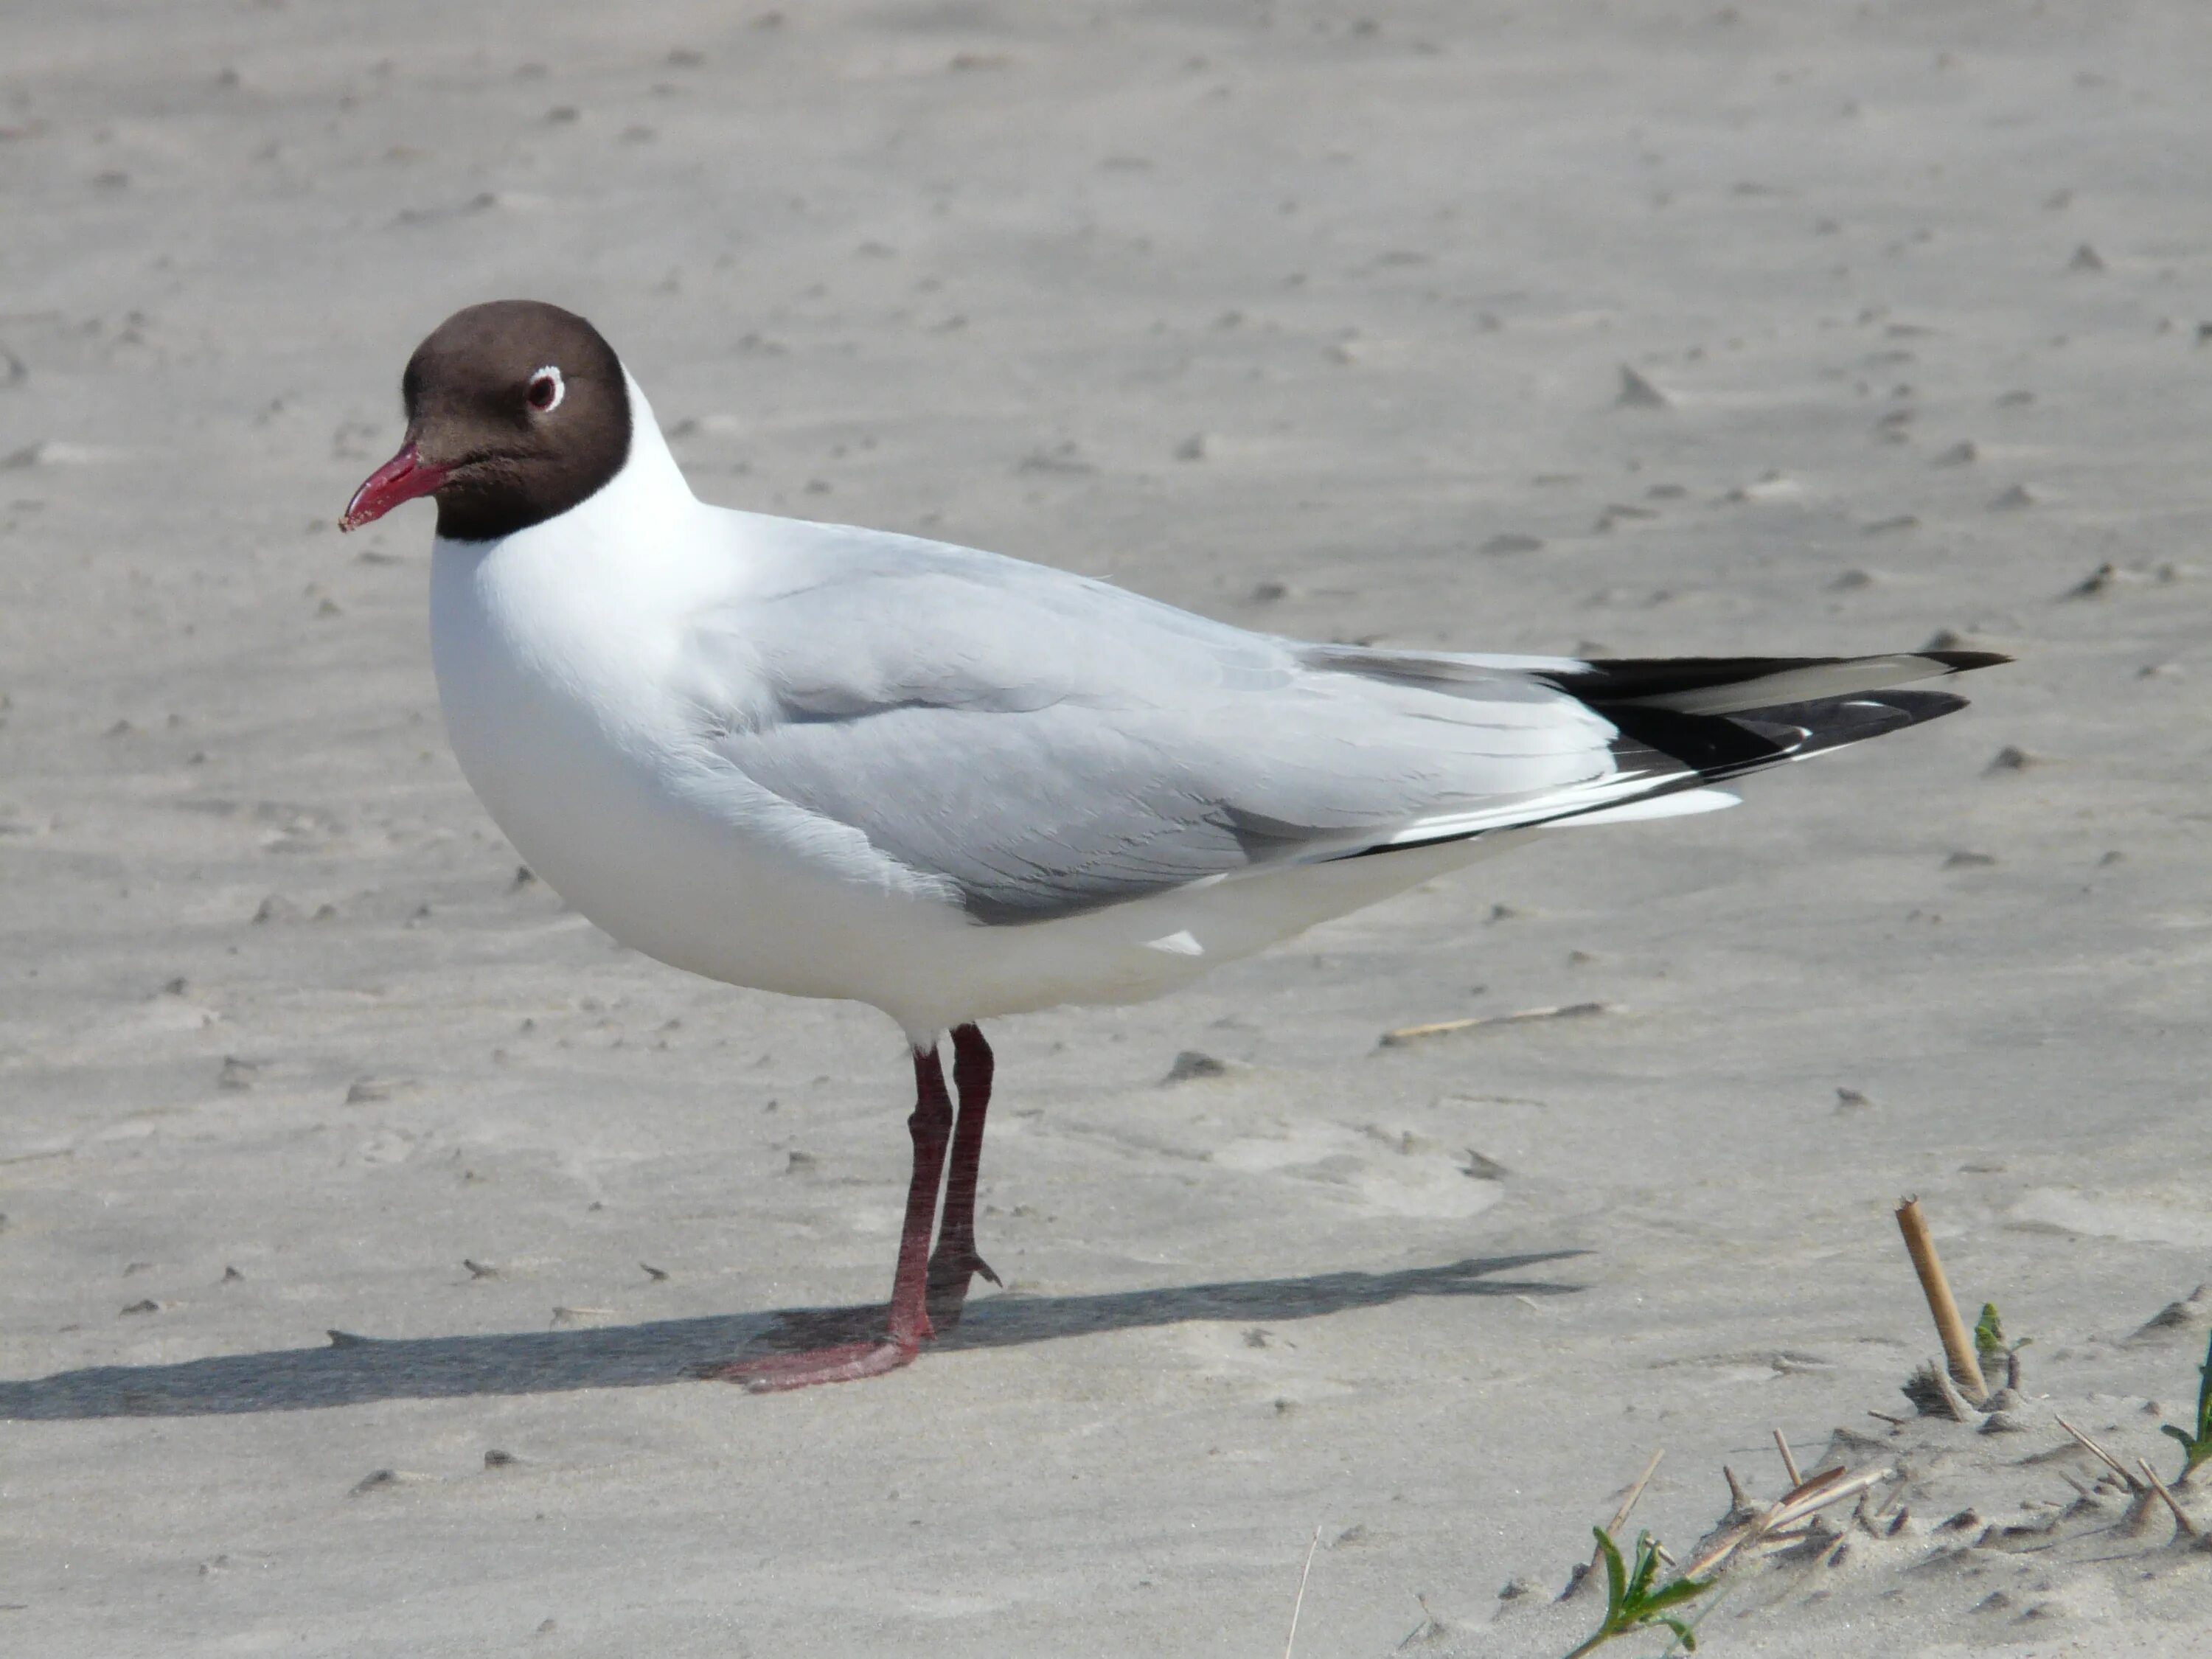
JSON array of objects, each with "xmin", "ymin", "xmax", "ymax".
[{"xmin": 417, "ymin": 397, "xmax": 983, "ymax": 1026}]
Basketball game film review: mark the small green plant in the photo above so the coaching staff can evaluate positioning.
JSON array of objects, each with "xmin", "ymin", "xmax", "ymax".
[
  {"xmin": 1561, "ymin": 1527, "xmax": 1711, "ymax": 1659},
  {"xmin": 1974, "ymin": 1301, "xmax": 2028, "ymax": 1371},
  {"xmin": 2160, "ymin": 1329, "xmax": 2212, "ymax": 1485}
]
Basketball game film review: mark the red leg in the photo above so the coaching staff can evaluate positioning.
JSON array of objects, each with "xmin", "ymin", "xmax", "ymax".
[
  {"xmin": 707, "ymin": 1044, "xmax": 955, "ymax": 1392},
  {"xmin": 928, "ymin": 1022, "xmax": 1001, "ymax": 1329}
]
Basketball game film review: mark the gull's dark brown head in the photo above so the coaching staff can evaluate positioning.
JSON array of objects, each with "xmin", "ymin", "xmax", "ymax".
[{"xmin": 341, "ymin": 300, "xmax": 633, "ymax": 541}]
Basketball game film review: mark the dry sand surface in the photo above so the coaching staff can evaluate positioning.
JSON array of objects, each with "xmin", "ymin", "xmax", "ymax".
[{"xmin": 8, "ymin": 2, "xmax": 2212, "ymax": 1654}]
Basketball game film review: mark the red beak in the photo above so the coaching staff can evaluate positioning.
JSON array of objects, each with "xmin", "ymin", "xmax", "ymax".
[{"xmin": 341, "ymin": 442, "xmax": 448, "ymax": 532}]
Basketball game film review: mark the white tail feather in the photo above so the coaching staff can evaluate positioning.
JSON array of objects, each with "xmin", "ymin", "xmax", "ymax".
[{"xmin": 1553, "ymin": 787, "xmax": 1740, "ymax": 827}]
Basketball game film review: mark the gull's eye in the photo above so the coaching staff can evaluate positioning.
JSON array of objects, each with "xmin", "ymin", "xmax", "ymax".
[{"xmin": 526, "ymin": 365, "xmax": 566, "ymax": 413}]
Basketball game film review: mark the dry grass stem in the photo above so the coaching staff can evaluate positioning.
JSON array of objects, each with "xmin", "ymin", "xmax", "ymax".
[
  {"xmin": 1607, "ymin": 1449, "xmax": 1666, "ymax": 1534},
  {"xmin": 1895, "ymin": 1198, "xmax": 1989, "ymax": 1400},
  {"xmin": 2053, "ymin": 1415, "xmax": 2147, "ymax": 1493},
  {"xmin": 1563, "ymin": 1450, "xmax": 1669, "ymax": 1604},
  {"xmin": 1772, "ymin": 1427, "xmax": 1802, "ymax": 1488},
  {"xmin": 1282, "ymin": 1524, "xmax": 1322, "ymax": 1659},
  {"xmin": 1377, "ymin": 1002, "xmax": 1607, "ymax": 1047},
  {"xmin": 2136, "ymin": 1459, "xmax": 2202, "ymax": 1540},
  {"xmin": 1680, "ymin": 1465, "xmax": 1893, "ymax": 1580}
]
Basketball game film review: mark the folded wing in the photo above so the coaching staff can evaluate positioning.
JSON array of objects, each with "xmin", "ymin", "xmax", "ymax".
[{"xmin": 696, "ymin": 529, "xmax": 2003, "ymax": 924}]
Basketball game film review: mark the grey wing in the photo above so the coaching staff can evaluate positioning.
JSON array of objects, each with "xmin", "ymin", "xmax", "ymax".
[{"xmin": 698, "ymin": 544, "xmax": 1648, "ymax": 924}]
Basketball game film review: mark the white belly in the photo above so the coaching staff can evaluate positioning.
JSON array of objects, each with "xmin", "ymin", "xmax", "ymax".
[{"xmin": 427, "ymin": 537, "xmax": 1521, "ymax": 1040}]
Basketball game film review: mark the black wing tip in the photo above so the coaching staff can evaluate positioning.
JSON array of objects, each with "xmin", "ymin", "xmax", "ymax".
[
  {"xmin": 1921, "ymin": 649, "xmax": 2013, "ymax": 673},
  {"xmin": 1736, "ymin": 687, "xmax": 1972, "ymax": 753},
  {"xmin": 1552, "ymin": 647, "xmax": 2011, "ymax": 706},
  {"xmin": 1615, "ymin": 686, "xmax": 1972, "ymax": 787},
  {"xmin": 1877, "ymin": 686, "xmax": 1972, "ymax": 723},
  {"xmin": 1811, "ymin": 686, "xmax": 1969, "ymax": 740}
]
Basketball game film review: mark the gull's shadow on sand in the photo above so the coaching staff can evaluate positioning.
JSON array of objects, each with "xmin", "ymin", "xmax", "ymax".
[{"xmin": 0, "ymin": 1251, "xmax": 1582, "ymax": 1419}]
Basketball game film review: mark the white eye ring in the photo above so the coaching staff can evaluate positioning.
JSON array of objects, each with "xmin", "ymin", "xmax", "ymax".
[{"xmin": 526, "ymin": 364, "xmax": 566, "ymax": 413}]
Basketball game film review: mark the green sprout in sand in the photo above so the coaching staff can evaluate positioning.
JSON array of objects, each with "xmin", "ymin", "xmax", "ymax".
[
  {"xmin": 2161, "ymin": 1329, "xmax": 2212, "ymax": 1486},
  {"xmin": 1561, "ymin": 1527, "xmax": 1711, "ymax": 1659},
  {"xmin": 1973, "ymin": 1301, "xmax": 2028, "ymax": 1374}
]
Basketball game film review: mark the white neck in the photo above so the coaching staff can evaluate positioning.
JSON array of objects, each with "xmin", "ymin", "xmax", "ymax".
[
  {"xmin": 532, "ymin": 367, "xmax": 698, "ymax": 551},
  {"xmin": 431, "ymin": 366, "xmax": 734, "ymax": 659},
  {"xmin": 611, "ymin": 369, "xmax": 692, "ymax": 509}
]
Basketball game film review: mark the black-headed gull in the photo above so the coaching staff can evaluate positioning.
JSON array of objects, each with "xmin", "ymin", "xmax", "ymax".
[{"xmin": 342, "ymin": 299, "xmax": 2003, "ymax": 1389}]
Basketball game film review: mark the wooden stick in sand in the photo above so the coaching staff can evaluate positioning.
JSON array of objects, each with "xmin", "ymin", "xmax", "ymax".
[
  {"xmin": 2137, "ymin": 1458, "xmax": 2203, "ymax": 1540},
  {"xmin": 1771, "ymin": 1427, "xmax": 1802, "ymax": 1488},
  {"xmin": 1894, "ymin": 1197, "xmax": 1989, "ymax": 1402}
]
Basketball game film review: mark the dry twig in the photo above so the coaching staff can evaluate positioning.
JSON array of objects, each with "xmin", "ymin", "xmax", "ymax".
[
  {"xmin": 2053, "ymin": 1415, "xmax": 2147, "ymax": 1494},
  {"xmin": 1680, "ymin": 1465, "xmax": 1893, "ymax": 1580},
  {"xmin": 2138, "ymin": 1459, "xmax": 2203, "ymax": 1540},
  {"xmin": 1378, "ymin": 1002, "xmax": 1607, "ymax": 1047},
  {"xmin": 1772, "ymin": 1427, "xmax": 1802, "ymax": 1488},
  {"xmin": 1563, "ymin": 1450, "xmax": 1666, "ymax": 1602},
  {"xmin": 1283, "ymin": 1525, "xmax": 1321, "ymax": 1659},
  {"xmin": 1608, "ymin": 1448, "xmax": 1666, "ymax": 1535}
]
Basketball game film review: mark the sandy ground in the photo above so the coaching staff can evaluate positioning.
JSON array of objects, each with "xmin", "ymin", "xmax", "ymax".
[{"xmin": 7, "ymin": 2, "xmax": 2212, "ymax": 1654}]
